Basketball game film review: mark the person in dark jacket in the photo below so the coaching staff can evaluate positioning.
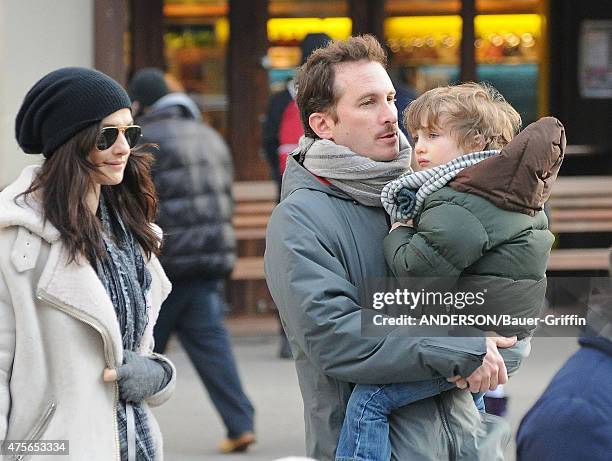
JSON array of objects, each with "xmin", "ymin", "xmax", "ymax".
[
  {"xmin": 516, "ymin": 258, "xmax": 612, "ymax": 461},
  {"xmin": 128, "ymin": 68, "xmax": 255, "ymax": 453},
  {"xmin": 263, "ymin": 33, "xmax": 331, "ymax": 358},
  {"xmin": 265, "ymin": 35, "xmax": 530, "ymax": 461},
  {"xmin": 263, "ymin": 32, "xmax": 332, "ymax": 194}
]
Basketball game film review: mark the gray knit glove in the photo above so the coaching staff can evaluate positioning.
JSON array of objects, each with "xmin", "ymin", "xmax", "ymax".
[{"xmin": 116, "ymin": 350, "xmax": 171, "ymax": 403}]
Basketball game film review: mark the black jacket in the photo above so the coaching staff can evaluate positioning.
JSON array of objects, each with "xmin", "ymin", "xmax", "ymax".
[{"xmin": 138, "ymin": 93, "xmax": 235, "ymax": 281}]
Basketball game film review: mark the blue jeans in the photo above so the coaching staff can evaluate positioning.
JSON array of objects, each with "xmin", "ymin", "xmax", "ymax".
[
  {"xmin": 335, "ymin": 379, "xmax": 485, "ymax": 461},
  {"xmin": 153, "ymin": 279, "xmax": 254, "ymax": 438}
]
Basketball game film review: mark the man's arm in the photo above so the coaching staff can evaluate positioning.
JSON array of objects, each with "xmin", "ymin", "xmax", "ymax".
[{"xmin": 265, "ymin": 200, "xmax": 489, "ymax": 384}]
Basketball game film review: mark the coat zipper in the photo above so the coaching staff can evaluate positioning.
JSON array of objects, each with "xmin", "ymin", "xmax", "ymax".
[
  {"xmin": 435, "ymin": 394, "xmax": 457, "ymax": 461},
  {"xmin": 12, "ymin": 402, "xmax": 56, "ymax": 461},
  {"xmin": 36, "ymin": 291, "xmax": 116, "ymax": 367},
  {"xmin": 36, "ymin": 291, "xmax": 121, "ymax": 461}
]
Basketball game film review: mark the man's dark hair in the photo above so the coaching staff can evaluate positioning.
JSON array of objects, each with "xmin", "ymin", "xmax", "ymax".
[{"xmin": 295, "ymin": 34, "xmax": 387, "ymax": 139}]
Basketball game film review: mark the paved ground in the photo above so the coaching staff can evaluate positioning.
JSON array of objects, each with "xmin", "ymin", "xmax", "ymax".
[{"xmin": 152, "ymin": 317, "xmax": 580, "ymax": 461}]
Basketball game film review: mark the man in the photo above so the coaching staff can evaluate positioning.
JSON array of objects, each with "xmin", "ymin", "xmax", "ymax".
[
  {"xmin": 128, "ymin": 68, "xmax": 255, "ymax": 453},
  {"xmin": 264, "ymin": 35, "xmax": 527, "ymax": 460}
]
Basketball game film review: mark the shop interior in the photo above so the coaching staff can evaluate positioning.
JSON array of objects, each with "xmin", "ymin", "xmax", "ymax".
[{"xmin": 162, "ymin": 0, "xmax": 547, "ymax": 136}]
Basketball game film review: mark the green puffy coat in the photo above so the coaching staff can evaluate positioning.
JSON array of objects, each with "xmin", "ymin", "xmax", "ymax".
[{"xmin": 384, "ymin": 117, "xmax": 566, "ymax": 338}]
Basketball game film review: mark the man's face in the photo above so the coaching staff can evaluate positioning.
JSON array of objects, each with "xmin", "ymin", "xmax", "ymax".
[{"xmin": 323, "ymin": 60, "xmax": 399, "ymax": 161}]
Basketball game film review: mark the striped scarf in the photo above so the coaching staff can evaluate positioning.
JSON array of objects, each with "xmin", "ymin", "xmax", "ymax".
[
  {"xmin": 381, "ymin": 150, "xmax": 500, "ymax": 222},
  {"xmin": 95, "ymin": 192, "xmax": 156, "ymax": 461}
]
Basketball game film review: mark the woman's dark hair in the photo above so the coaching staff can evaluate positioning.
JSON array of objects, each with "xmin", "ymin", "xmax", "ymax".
[{"xmin": 17, "ymin": 122, "xmax": 160, "ymax": 264}]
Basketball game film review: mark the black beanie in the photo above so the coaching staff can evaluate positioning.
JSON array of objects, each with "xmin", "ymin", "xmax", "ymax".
[
  {"xmin": 128, "ymin": 68, "xmax": 169, "ymax": 109},
  {"xmin": 300, "ymin": 33, "xmax": 332, "ymax": 65},
  {"xmin": 15, "ymin": 67, "xmax": 132, "ymax": 158}
]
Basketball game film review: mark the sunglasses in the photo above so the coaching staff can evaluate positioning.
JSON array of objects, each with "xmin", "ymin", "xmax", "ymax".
[{"xmin": 96, "ymin": 125, "xmax": 142, "ymax": 151}]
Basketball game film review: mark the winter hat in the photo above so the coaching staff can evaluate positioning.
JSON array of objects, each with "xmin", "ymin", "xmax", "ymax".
[
  {"xmin": 128, "ymin": 68, "xmax": 169, "ymax": 109},
  {"xmin": 15, "ymin": 67, "xmax": 132, "ymax": 158},
  {"xmin": 300, "ymin": 33, "xmax": 332, "ymax": 65}
]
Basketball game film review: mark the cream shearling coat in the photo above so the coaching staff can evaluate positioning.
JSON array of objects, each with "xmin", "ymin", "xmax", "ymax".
[{"xmin": 0, "ymin": 165, "xmax": 175, "ymax": 460}]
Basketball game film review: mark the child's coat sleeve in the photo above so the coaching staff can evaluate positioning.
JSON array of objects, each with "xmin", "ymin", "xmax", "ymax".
[{"xmin": 383, "ymin": 200, "xmax": 490, "ymax": 281}]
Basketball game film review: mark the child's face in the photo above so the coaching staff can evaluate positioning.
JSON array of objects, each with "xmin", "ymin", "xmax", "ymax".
[{"xmin": 411, "ymin": 124, "xmax": 465, "ymax": 169}]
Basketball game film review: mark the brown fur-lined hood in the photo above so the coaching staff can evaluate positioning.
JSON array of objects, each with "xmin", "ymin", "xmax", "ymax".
[{"xmin": 450, "ymin": 117, "xmax": 566, "ymax": 216}]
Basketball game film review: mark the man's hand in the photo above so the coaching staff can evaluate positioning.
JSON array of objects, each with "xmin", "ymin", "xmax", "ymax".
[
  {"xmin": 390, "ymin": 220, "xmax": 413, "ymax": 232},
  {"xmin": 447, "ymin": 335, "xmax": 517, "ymax": 393}
]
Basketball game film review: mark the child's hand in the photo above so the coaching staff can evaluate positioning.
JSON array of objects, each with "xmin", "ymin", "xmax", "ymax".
[{"xmin": 390, "ymin": 220, "xmax": 413, "ymax": 232}]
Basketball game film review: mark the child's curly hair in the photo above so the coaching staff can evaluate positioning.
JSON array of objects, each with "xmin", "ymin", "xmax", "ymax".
[{"xmin": 404, "ymin": 82, "xmax": 522, "ymax": 151}]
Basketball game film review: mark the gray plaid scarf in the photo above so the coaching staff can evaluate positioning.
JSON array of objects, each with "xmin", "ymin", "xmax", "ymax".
[
  {"xmin": 300, "ymin": 136, "xmax": 412, "ymax": 207},
  {"xmin": 381, "ymin": 150, "xmax": 500, "ymax": 222},
  {"xmin": 95, "ymin": 192, "xmax": 156, "ymax": 461}
]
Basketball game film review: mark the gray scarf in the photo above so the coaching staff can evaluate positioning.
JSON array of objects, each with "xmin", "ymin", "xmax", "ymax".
[
  {"xmin": 95, "ymin": 192, "xmax": 156, "ymax": 461},
  {"xmin": 381, "ymin": 150, "xmax": 500, "ymax": 222},
  {"xmin": 301, "ymin": 135, "xmax": 412, "ymax": 207}
]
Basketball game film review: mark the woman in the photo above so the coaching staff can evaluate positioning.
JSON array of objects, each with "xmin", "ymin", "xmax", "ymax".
[{"xmin": 0, "ymin": 67, "xmax": 175, "ymax": 460}]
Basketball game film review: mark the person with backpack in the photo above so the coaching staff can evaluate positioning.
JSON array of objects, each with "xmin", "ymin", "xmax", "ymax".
[
  {"xmin": 263, "ymin": 33, "xmax": 332, "ymax": 195},
  {"xmin": 262, "ymin": 33, "xmax": 331, "ymax": 358}
]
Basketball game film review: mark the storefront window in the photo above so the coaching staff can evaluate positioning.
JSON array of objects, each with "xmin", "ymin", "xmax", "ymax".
[
  {"xmin": 384, "ymin": 0, "xmax": 546, "ymax": 124},
  {"xmin": 266, "ymin": 1, "xmax": 348, "ymax": 91},
  {"xmin": 163, "ymin": 0, "xmax": 229, "ymax": 135}
]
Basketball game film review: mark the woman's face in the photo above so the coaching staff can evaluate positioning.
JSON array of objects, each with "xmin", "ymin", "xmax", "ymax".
[{"xmin": 88, "ymin": 108, "xmax": 134, "ymax": 186}]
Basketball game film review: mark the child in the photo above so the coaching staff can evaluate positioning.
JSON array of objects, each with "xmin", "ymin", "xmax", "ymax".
[{"xmin": 335, "ymin": 82, "xmax": 565, "ymax": 461}]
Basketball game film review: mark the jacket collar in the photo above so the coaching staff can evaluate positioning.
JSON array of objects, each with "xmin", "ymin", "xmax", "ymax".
[
  {"xmin": 0, "ymin": 165, "xmax": 60, "ymax": 243},
  {"xmin": 35, "ymin": 240, "xmax": 171, "ymax": 368},
  {"xmin": 36, "ymin": 242, "xmax": 124, "ymax": 367},
  {"xmin": 281, "ymin": 153, "xmax": 352, "ymax": 203}
]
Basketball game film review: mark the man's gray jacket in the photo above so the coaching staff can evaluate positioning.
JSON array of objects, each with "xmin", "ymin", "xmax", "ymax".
[{"xmin": 265, "ymin": 153, "xmax": 528, "ymax": 461}]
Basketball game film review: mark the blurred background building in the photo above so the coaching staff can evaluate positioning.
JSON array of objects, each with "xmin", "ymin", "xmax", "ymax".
[
  {"xmin": 1, "ymin": 0, "xmax": 611, "ymax": 314},
  {"xmin": 3, "ymin": 0, "xmax": 612, "ymax": 184}
]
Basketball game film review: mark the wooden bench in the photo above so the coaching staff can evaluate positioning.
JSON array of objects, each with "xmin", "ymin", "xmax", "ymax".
[
  {"xmin": 226, "ymin": 181, "xmax": 276, "ymax": 313},
  {"xmin": 547, "ymin": 176, "xmax": 612, "ymax": 272},
  {"xmin": 232, "ymin": 181, "xmax": 275, "ymax": 244},
  {"xmin": 232, "ymin": 257, "xmax": 266, "ymax": 281}
]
